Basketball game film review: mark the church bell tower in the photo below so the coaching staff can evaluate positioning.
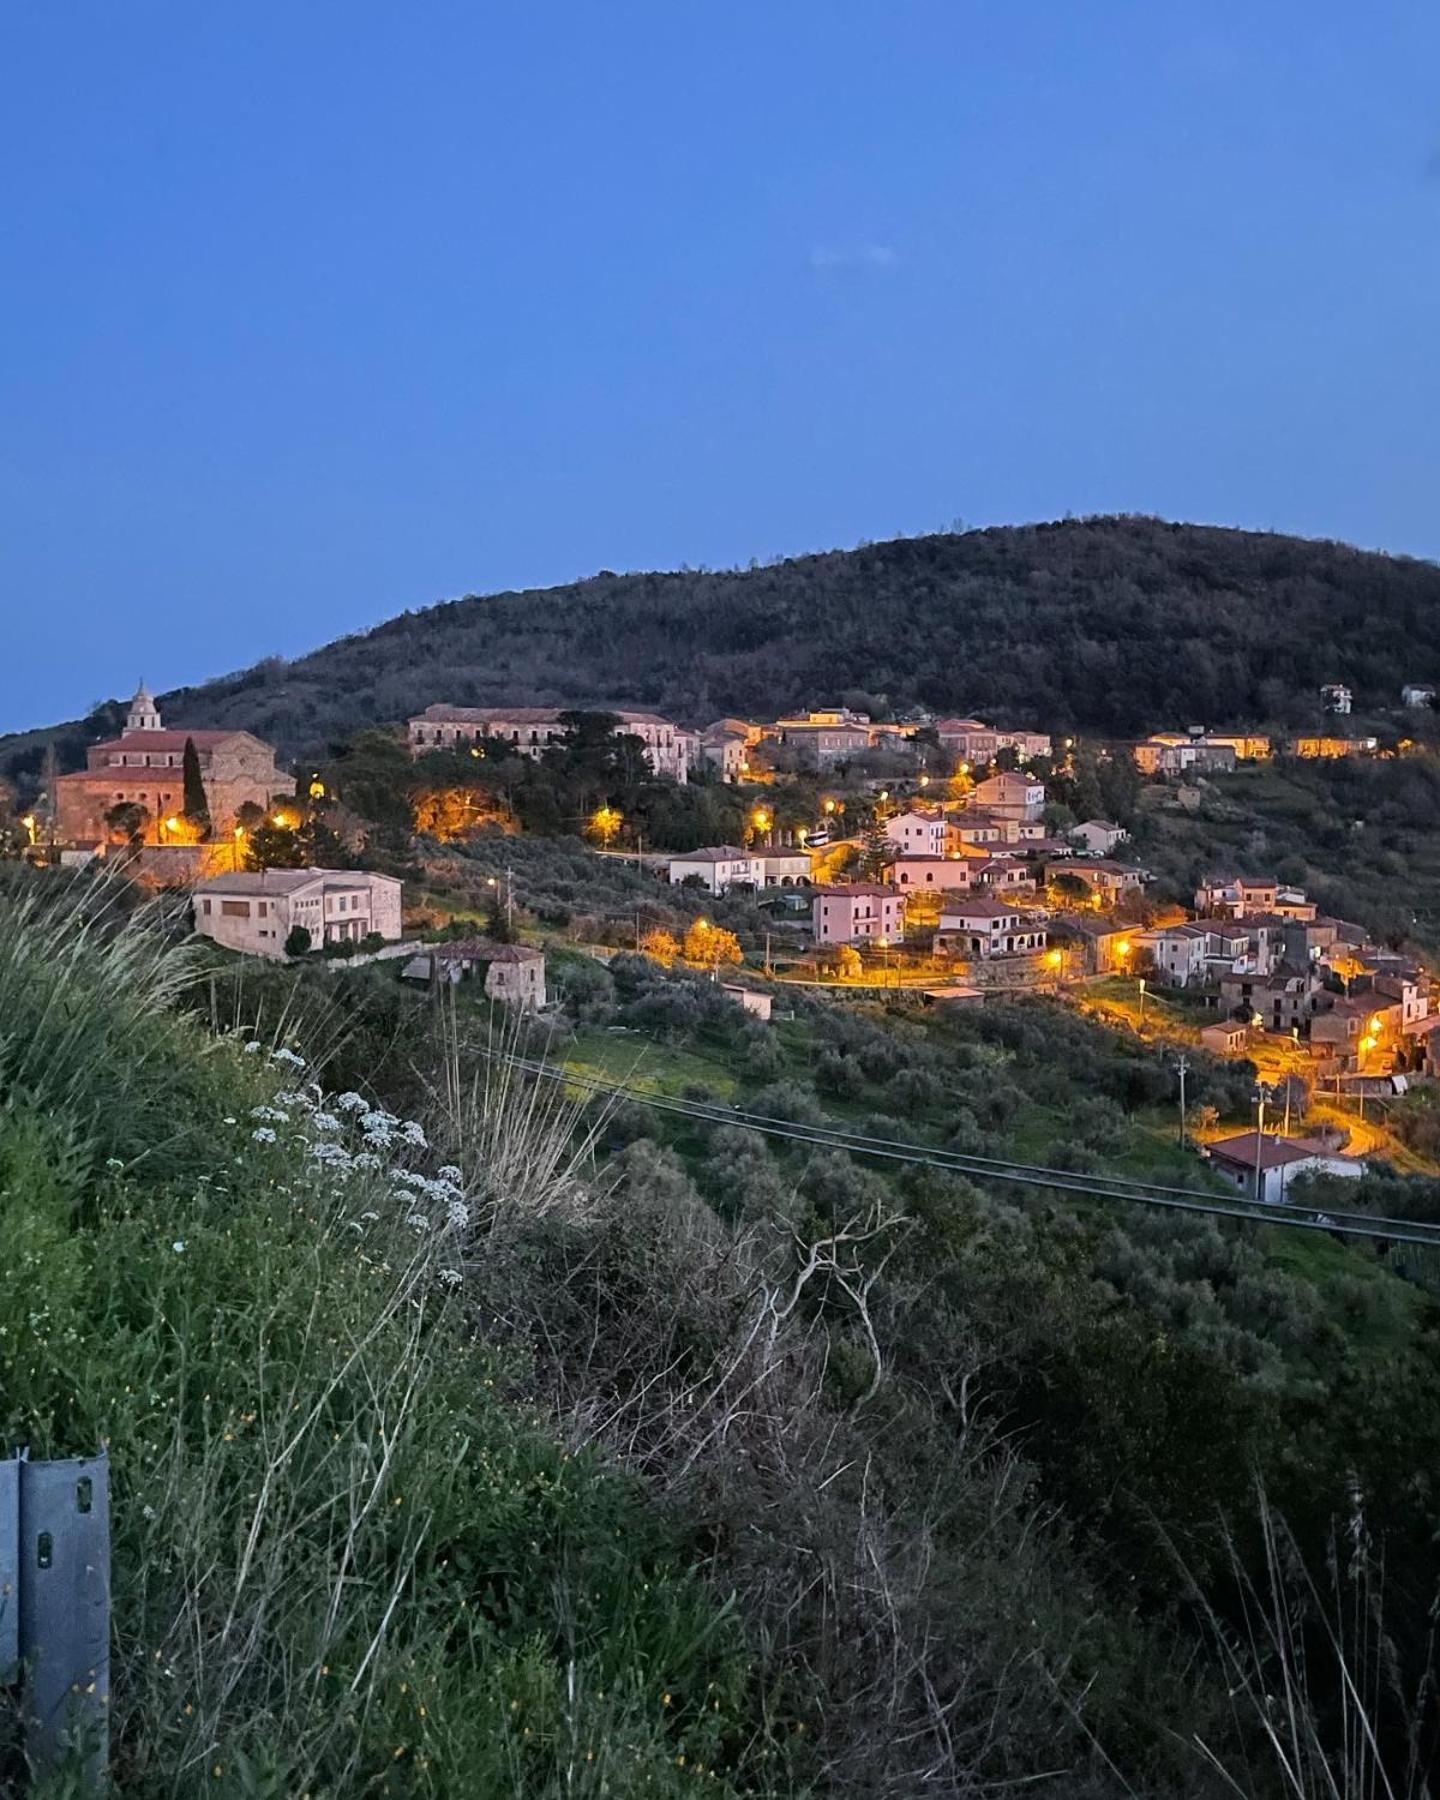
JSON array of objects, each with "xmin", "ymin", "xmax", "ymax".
[{"xmin": 125, "ymin": 681, "xmax": 162, "ymax": 735}]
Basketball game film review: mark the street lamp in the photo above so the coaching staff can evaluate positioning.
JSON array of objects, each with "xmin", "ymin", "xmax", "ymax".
[{"xmin": 1138, "ymin": 976, "xmax": 1148, "ymax": 1027}]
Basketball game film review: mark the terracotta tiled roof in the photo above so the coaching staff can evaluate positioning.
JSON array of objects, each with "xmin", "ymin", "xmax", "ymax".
[{"xmin": 93, "ymin": 730, "xmax": 241, "ymax": 751}]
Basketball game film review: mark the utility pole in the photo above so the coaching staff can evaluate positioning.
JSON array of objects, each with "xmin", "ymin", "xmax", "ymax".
[
  {"xmin": 764, "ymin": 930, "xmax": 772, "ymax": 977},
  {"xmin": 1138, "ymin": 976, "xmax": 1148, "ymax": 1029},
  {"xmin": 1176, "ymin": 1053, "xmax": 1189, "ymax": 1147},
  {"xmin": 1253, "ymin": 1082, "xmax": 1270, "ymax": 1202},
  {"xmin": 505, "ymin": 866, "xmax": 514, "ymax": 931}
]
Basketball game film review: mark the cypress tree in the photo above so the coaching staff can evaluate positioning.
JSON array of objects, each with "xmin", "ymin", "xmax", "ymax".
[{"xmin": 181, "ymin": 737, "xmax": 211, "ymax": 835}]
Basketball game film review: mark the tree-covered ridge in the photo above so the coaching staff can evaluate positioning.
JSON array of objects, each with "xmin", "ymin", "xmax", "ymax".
[{"xmin": 7, "ymin": 515, "xmax": 1440, "ymax": 771}]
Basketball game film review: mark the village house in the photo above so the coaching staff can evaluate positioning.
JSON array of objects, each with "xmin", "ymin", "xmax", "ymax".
[
  {"xmin": 772, "ymin": 709, "xmax": 882, "ymax": 767},
  {"xmin": 1220, "ymin": 970, "xmax": 1321, "ymax": 1035},
  {"xmin": 1320, "ymin": 684, "xmax": 1353, "ymax": 715},
  {"xmin": 1052, "ymin": 858, "xmax": 1148, "ymax": 906},
  {"xmin": 1134, "ymin": 923, "xmax": 1212, "ymax": 986},
  {"xmin": 722, "ymin": 983, "xmax": 772, "ymax": 1021},
  {"xmin": 1195, "ymin": 873, "xmax": 1282, "ymax": 918},
  {"xmin": 811, "ymin": 884, "xmax": 906, "ymax": 946},
  {"xmin": 969, "ymin": 857, "xmax": 1039, "ymax": 895},
  {"xmin": 971, "ymin": 772, "xmax": 1045, "ymax": 822},
  {"xmin": 55, "ymin": 683, "xmax": 291, "ymax": 846},
  {"xmin": 934, "ymin": 719, "xmax": 1051, "ymax": 764},
  {"xmin": 1048, "ymin": 916, "xmax": 1135, "ymax": 976},
  {"xmin": 402, "ymin": 939, "xmax": 547, "ymax": 1009},
  {"xmin": 1133, "ymin": 734, "xmax": 1238, "ymax": 776},
  {"xmin": 1069, "ymin": 819, "xmax": 1128, "ymax": 856},
  {"xmin": 1201, "ymin": 1020, "xmax": 1249, "ymax": 1056},
  {"xmin": 951, "ymin": 815, "xmax": 1004, "ymax": 847},
  {"xmin": 1309, "ymin": 995, "xmax": 1403, "ymax": 1070},
  {"xmin": 193, "ymin": 868, "xmax": 404, "ymax": 959},
  {"xmin": 751, "ymin": 848, "xmax": 813, "ymax": 886},
  {"xmin": 1204, "ymin": 1132, "xmax": 1367, "ymax": 1205},
  {"xmin": 667, "ymin": 846, "xmax": 758, "ymax": 894},
  {"xmin": 890, "ymin": 856, "xmax": 974, "ymax": 894},
  {"xmin": 1292, "ymin": 734, "xmax": 1377, "ymax": 759},
  {"xmin": 696, "ymin": 726, "xmax": 749, "ymax": 781},
  {"xmin": 1402, "ymin": 684, "xmax": 1435, "ymax": 709},
  {"xmin": 407, "ymin": 704, "xmax": 692, "ymax": 781},
  {"xmin": 884, "ymin": 808, "xmax": 949, "ymax": 857},
  {"xmin": 935, "ymin": 898, "xmax": 1047, "ymax": 961}
]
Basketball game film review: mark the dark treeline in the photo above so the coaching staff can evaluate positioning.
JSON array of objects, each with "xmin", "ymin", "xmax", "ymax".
[{"xmin": 7, "ymin": 515, "xmax": 1440, "ymax": 773}]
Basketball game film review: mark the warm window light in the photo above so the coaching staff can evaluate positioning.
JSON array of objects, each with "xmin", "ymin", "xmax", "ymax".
[
  {"xmin": 1369, "ymin": 1015, "xmax": 1382, "ymax": 1034},
  {"xmin": 270, "ymin": 811, "xmax": 293, "ymax": 830},
  {"xmin": 1046, "ymin": 949, "xmax": 1063, "ymax": 968},
  {"xmin": 918, "ymin": 774, "xmax": 930, "ymax": 787},
  {"xmin": 308, "ymin": 777, "xmax": 326, "ymax": 798},
  {"xmin": 164, "ymin": 816, "xmax": 180, "ymax": 832},
  {"xmin": 1116, "ymin": 940, "xmax": 1131, "ymax": 958},
  {"xmin": 233, "ymin": 825, "xmax": 244, "ymax": 839}
]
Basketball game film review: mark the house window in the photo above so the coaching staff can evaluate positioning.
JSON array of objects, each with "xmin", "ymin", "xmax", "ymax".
[
  {"xmin": 257, "ymin": 902, "xmax": 268, "ymax": 918},
  {"xmin": 221, "ymin": 900, "xmax": 250, "ymax": 918},
  {"xmin": 202, "ymin": 899, "xmax": 212, "ymax": 915}
]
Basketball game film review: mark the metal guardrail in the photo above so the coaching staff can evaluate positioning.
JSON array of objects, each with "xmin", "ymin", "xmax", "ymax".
[{"xmin": 1, "ymin": 1449, "xmax": 110, "ymax": 1790}]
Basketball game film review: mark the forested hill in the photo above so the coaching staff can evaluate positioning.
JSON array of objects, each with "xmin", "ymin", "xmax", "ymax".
[{"xmin": 12, "ymin": 515, "xmax": 1440, "ymax": 770}]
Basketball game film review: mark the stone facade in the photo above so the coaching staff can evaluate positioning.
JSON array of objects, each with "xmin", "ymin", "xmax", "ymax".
[
  {"xmin": 55, "ymin": 683, "xmax": 290, "ymax": 845},
  {"xmin": 193, "ymin": 868, "xmax": 404, "ymax": 958},
  {"xmin": 408, "ymin": 704, "xmax": 692, "ymax": 782}
]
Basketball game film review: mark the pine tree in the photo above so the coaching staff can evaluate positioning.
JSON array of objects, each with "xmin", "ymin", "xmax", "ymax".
[{"xmin": 181, "ymin": 737, "xmax": 211, "ymax": 836}]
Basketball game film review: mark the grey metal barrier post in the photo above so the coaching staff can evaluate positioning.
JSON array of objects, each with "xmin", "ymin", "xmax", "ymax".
[{"xmin": 2, "ymin": 1448, "xmax": 111, "ymax": 1790}]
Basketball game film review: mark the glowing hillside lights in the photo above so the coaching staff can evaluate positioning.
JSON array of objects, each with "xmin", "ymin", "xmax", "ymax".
[
  {"xmin": 752, "ymin": 808, "xmax": 771, "ymax": 832},
  {"xmin": 21, "ymin": 814, "xmax": 36, "ymax": 844},
  {"xmin": 822, "ymin": 799, "xmax": 837, "ymax": 815},
  {"xmin": 270, "ymin": 811, "xmax": 294, "ymax": 830},
  {"xmin": 1046, "ymin": 949, "xmax": 1063, "ymax": 968},
  {"xmin": 591, "ymin": 806, "xmax": 622, "ymax": 845}
]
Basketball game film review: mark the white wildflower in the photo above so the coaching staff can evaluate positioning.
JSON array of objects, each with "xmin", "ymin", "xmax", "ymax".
[
  {"xmin": 223, "ymin": 1117, "xmax": 237, "ymax": 1126},
  {"xmin": 309, "ymin": 1111, "xmax": 341, "ymax": 1132},
  {"xmin": 359, "ymin": 1210, "xmax": 379, "ymax": 1222},
  {"xmin": 336, "ymin": 1092, "xmax": 369, "ymax": 1112},
  {"xmin": 445, "ymin": 1201, "xmax": 470, "ymax": 1231},
  {"xmin": 309, "ymin": 1142, "xmax": 352, "ymax": 1166},
  {"xmin": 405, "ymin": 1211, "xmax": 429, "ymax": 1231},
  {"xmin": 352, "ymin": 1151, "xmax": 382, "ymax": 1171},
  {"xmin": 172, "ymin": 1240, "xmax": 186, "ymax": 1253},
  {"xmin": 250, "ymin": 1104, "xmax": 290, "ymax": 1124},
  {"xmin": 437, "ymin": 1164, "xmax": 463, "ymax": 1184},
  {"xmin": 274, "ymin": 1089, "xmax": 312, "ymax": 1109},
  {"xmin": 399, "ymin": 1121, "xmax": 428, "ymax": 1148},
  {"xmin": 244, "ymin": 1041, "xmax": 263, "ymax": 1054},
  {"xmin": 270, "ymin": 1047, "xmax": 306, "ymax": 1069},
  {"xmin": 142, "ymin": 1503, "xmax": 158, "ymax": 1522},
  {"xmin": 251, "ymin": 1127, "xmax": 277, "ymax": 1145},
  {"xmin": 395, "ymin": 1170, "xmax": 429, "ymax": 1191},
  {"xmin": 438, "ymin": 1269, "xmax": 463, "ymax": 1288}
]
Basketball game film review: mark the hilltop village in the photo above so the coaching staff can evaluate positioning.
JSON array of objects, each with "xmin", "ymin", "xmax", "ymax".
[{"xmin": 9, "ymin": 680, "xmax": 1440, "ymax": 1195}]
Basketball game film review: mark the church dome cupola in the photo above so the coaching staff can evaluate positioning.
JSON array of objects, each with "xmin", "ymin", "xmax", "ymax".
[{"xmin": 126, "ymin": 682, "xmax": 162, "ymax": 735}]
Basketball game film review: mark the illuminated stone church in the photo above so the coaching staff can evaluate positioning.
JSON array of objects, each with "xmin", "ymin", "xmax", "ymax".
[{"xmin": 54, "ymin": 682, "xmax": 290, "ymax": 846}]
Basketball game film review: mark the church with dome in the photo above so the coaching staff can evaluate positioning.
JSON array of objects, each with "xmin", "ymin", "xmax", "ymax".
[{"xmin": 54, "ymin": 682, "xmax": 291, "ymax": 847}]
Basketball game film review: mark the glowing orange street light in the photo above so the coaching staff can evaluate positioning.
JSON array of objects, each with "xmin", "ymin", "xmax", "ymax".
[
  {"xmin": 1046, "ymin": 948, "xmax": 1063, "ymax": 969},
  {"xmin": 822, "ymin": 798, "xmax": 837, "ymax": 815},
  {"xmin": 270, "ymin": 811, "xmax": 293, "ymax": 830},
  {"xmin": 21, "ymin": 813, "xmax": 37, "ymax": 845}
]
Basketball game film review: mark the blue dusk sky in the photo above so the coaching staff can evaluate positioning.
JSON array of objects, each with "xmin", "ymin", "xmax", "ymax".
[{"xmin": 4, "ymin": 2, "xmax": 1440, "ymax": 731}]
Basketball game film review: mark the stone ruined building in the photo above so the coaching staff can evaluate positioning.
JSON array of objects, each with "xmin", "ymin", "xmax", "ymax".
[{"xmin": 54, "ymin": 682, "xmax": 291, "ymax": 846}]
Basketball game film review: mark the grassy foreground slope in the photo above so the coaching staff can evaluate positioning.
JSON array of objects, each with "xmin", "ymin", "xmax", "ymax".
[
  {"xmin": 6, "ymin": 517, "xmax": 1440, "ymax": 770},
  {"xmin": 0, "ymin": 885, "xmax": 781, "ymax": 1797}
]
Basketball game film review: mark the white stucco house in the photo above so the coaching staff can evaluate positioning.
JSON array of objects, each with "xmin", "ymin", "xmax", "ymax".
[
  {"xmin": 667, "ymin": 846, "xmax": 758, "ymax": 894},
  {"xmin": 1203, "ymin": 1132, "xmax": 1367, "ymax": 1204},
  {"xmin": 194, "ymin": 868, "xmax": 404, "ymax": 958}
]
